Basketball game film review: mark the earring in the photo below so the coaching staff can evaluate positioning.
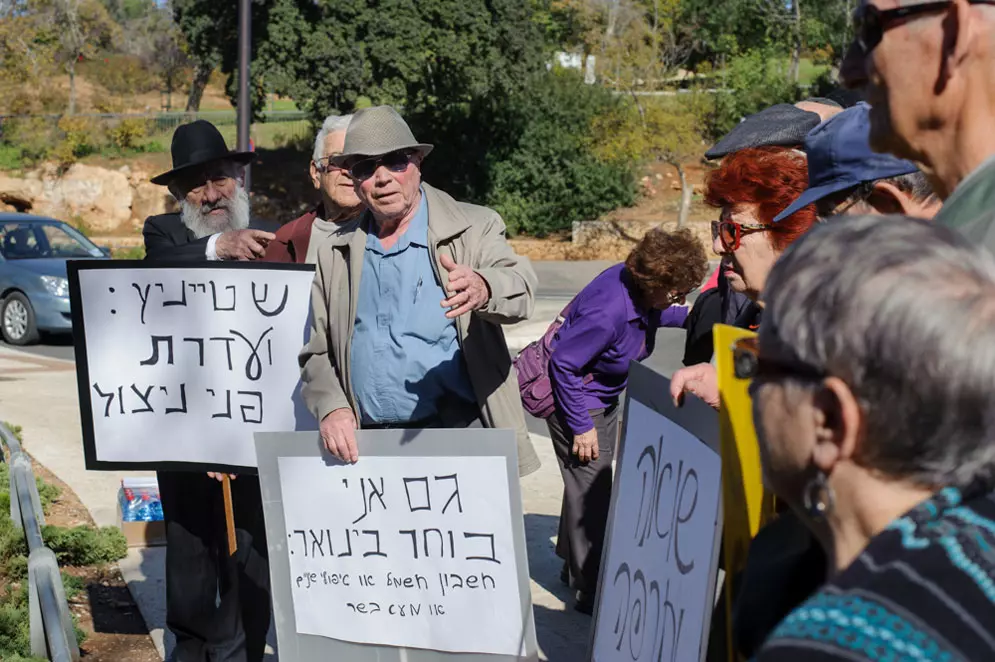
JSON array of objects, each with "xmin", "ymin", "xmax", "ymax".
[{"xmin": 802, "ymin": 470, "xmax": 836, "ymax": 520}]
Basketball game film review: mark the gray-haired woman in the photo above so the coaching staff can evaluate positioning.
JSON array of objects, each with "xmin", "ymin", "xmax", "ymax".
[{"xmin": 745, "ymin": 215, "xmax": 995, "ymax": 661}]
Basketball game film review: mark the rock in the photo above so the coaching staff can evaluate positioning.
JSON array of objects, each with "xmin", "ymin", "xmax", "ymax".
[
  {"xmin": 0, "ymin": 175, "xmax": 43, "ymax": 211},
  {"xmin": 41, "ymin": 164, "xmax": 133, "ymax": 233},
  {"xmin": 0, "ymin": 201, "xmax": 17, "ymax": 212},
  {"xmin": 132, "ymin": 182, "xmax": 175, "ymax": 225}
]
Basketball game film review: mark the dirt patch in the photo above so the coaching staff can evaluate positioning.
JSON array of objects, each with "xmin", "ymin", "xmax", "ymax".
[
  {"xmin": 510, "ymin": 160, "xmax": 719, "ymax": 261},
  {"xmin": 29, "ymin": 459, "xmax": 160, "ymax": 661}
]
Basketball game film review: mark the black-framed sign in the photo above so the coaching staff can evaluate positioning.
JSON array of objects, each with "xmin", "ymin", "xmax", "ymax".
[
  {"xmin": 589, "ymin": 361, "xmax": 723, "ymax": 662},
  {"xmin": 68, "ymin": 260, "xmax": 317, "ymax": 473}
]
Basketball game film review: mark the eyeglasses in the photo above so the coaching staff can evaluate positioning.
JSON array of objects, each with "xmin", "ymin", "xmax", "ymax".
[
  {"xmin": 347, "ymin": 150, "xmax": 416, "ymax": 182},
  {"xmin": 313, "ymin": 154, "xmax": 346, "ymax": 174},
  {"xmin": 732, "ymin": 337, "xmax": 826, "ymax": 382},
  {"xmin": 852, "ymin": 1, "xmax": 995, "ymax": 55},
  {"xmin": 711, "ymin": 220, "xmax": 784, "ymax": 252}
]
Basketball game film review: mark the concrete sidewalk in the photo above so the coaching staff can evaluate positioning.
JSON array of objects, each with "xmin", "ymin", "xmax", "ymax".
[{"xmin": 0, "ymin": 306, "xmax": 591, "ymax": 661}]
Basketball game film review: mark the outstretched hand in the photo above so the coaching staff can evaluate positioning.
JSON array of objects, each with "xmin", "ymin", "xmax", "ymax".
[
  {"xmin": 670, "ymin": 363, "xmax": 721, "ymax": 410},
  {"xmin": 439, "ymin": 254, "xmax": 490, "ymax": 318}
]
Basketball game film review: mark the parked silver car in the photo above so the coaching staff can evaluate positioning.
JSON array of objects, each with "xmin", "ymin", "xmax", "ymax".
[{"xmin": 0, "ymin": 213, "xmax": 109, "ymax": 345}]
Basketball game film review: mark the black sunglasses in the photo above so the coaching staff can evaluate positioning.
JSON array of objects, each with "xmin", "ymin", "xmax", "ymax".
[
  {"xmin": 732, "ymin": 337, "xmax": 826, "ymax": 382},
  {"xmin": 853, "ymin": 1, "xmax": 995, "ymax": 55},
  {"xmin": 348, "ymin": 150, "xmax": 416, "ymax": 181}
]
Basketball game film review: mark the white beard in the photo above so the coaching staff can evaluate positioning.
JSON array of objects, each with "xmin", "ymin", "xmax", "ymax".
[{"xmin": 180, "ymin": 185, "xmax": 250, "ymax": 239}]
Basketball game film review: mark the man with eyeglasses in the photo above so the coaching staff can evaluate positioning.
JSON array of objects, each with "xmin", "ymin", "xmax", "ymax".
[
  {"xmin": 264, "ymin": 114, "xmax": 363, "ymax": 263},
  {"xmin": 299, "ymin": 105, "xmax": 541, "ymax": 477},
  {"xmin": 774, "ymin": 103, "xmax": 941, "ymax": 223},
  {"xmin": 841, "ymin": 0, "xmax": 995, "ymax": 245}
]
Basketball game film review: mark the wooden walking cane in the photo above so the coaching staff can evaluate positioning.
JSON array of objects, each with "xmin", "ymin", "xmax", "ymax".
[{"xmin": 222, "ymin": 475, "xmax": 238, "ymax": 556}]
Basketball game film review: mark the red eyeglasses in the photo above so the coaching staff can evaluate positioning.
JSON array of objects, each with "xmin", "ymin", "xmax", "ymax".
[{"xmin": 711, "ymin": 220, "xmax": 784, "ymax": 252}]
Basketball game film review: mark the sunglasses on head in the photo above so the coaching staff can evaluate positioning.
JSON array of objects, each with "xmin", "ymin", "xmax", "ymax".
[
  {"xmin": 732, "ymin": 337, "xmax": 826, "ymax": 382},
  {"xmin": 711, "ymin": 219, "xmax": 784, "ymax": 252},
  {"xmin": 348, "ymin": 149, "xmax": 417, "ymax": 181},
  {"xmin": 853, "ymin": 1, "xmax": 995, "ymax": 55}
]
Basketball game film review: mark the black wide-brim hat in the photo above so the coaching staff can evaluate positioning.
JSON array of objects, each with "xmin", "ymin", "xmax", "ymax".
[{"xmin": 151, "ymin": 119, "xmax": 255, "ymax": 186}]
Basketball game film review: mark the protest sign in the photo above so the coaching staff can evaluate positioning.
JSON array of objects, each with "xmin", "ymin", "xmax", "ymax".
[
  {"xmin": 255, "ymin": 429, "xmax": 538, "ymax": 662},
  {"xmin": 69, "ymin": 261, "xmax": 316, "ymax": 473},
  {"xmin": 591, "ymin": 361, "xmax": 722, "ymax": 662}
]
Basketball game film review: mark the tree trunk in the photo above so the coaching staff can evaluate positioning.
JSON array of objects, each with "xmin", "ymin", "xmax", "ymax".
[
  {"xmin": 789, "ymin": 0, "xmax": 802, "ymax": 83},
  {"xmin": 185, "ymin": 61, "xmax": 213, "ymax": 112},
  {"xmin": 676, "ymin": 163, "xmax": 692, "ymax": 228},
  {"xmin": 68, "ymin": 59, "xmax": 76, "ymax": 115}
]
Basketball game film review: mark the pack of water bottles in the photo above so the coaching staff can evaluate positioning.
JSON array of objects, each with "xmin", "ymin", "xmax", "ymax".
[{"xmin": 118, "ymin": 477, "xmax": 164, "ymax": 522}]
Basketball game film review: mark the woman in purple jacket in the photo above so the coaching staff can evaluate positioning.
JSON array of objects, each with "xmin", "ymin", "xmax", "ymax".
[{"xmin": 548, "ymin": 228, "xmax": 707, "ymax": 613}]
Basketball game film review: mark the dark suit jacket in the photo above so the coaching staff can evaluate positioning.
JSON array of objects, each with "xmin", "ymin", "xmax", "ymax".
[{"xmin": 143, "ymin": 213, "xmax": 211, "ymax": 262}]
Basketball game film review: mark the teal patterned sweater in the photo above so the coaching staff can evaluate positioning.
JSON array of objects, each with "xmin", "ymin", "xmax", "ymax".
[{"xmin": 756, "ymin": 486, "xmax": 995, "ymax": 662}]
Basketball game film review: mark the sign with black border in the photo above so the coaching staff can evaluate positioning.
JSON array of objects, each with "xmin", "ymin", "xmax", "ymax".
[{"xmin": 69, "ymin": 259, "xmax": 316, "ymax": 474}]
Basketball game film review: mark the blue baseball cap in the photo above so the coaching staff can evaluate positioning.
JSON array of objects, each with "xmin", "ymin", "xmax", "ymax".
[{"xmin": 774, "ymin": 102, "xmax": 919, "ymax": 222}]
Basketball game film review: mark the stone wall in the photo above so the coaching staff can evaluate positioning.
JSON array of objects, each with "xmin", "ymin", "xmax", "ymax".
[{"xmin": 0, "ymin": 164, "xmax": 177, "ymax": 233}]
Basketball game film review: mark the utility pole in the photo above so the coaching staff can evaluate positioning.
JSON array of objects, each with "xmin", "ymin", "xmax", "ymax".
[{"xmin": 237, "ymin": 0, "xmax": 252, "ymax": 193}]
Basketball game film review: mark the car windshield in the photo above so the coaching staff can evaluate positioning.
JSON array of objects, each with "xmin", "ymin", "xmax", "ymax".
[{"xmin": 0, "ymin": 221, "xmax": 104, "ymax": 260}]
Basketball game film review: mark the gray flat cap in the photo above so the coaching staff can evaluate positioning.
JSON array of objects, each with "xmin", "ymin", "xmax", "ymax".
[
  {"xmin": 330, "ymin": 105, "xmax": 433, "ymax": 166},
  {"xmin": 705, "ymin": 104, "xmax": 823, "ymax": 160}
]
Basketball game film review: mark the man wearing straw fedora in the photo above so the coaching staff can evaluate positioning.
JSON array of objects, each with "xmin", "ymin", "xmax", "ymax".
[
  {"xmin": 144, "ymin": 120, "xmax": 273, "ymax": 662},
  {"xmin": 300, "ymin": 105, "xmax": 541, "ymax": 476}
]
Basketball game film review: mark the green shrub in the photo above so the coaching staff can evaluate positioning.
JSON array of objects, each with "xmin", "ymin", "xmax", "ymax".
[
  {"xmin": 411, "ymin": 69, "xmax": 638, "ymax": 236},
  {"xmin": 53, "ymin": 117, "xmax": 101, "ymax": 166},
  {"xmin": 707, "ymin": 46, "xmax": 804, "ymax": 141},
  {"xmin": 0, "ymin": 144, "xmax": 24, "ymax": 171},
  {"xmin": 36, "ymin": 478, "xmax": 60, "ymax": 515},
  {"xmin": 108, "ymin": 118, "xmax": 148, "ymax": 150},
  {"xmin": 42, "ymin": 525, "xmax": 127, "ymax": 566}
]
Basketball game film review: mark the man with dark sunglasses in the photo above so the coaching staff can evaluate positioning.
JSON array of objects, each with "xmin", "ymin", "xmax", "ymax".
[
  {"xmin": 842, "ymin": 1, "xmax": 995, "ymax": 248},
  {"xmin": 299, "ymin": 105, "xmax": 541, "ymax": 477}
]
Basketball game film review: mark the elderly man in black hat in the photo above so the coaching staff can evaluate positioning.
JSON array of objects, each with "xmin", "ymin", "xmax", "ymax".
[
  {"xmin": 146, "ymin": 119, "xmax": 275, "ymax": 261},
  {"xmin": 145, "ymin": 120, "xmax": 272, "ymax": 662},
  {"xmin": 299, "ymin": 105, "xmax": 541, "ymax": 476}
]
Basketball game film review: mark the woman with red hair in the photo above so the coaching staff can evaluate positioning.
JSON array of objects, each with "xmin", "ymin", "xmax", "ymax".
[
  {"xmin": 672, "ymin": 146, "xmax": 822, "ymax": 659},
  {"xmin": 672, "ymin": 147, "xmax": 818, "ymax": 406}
]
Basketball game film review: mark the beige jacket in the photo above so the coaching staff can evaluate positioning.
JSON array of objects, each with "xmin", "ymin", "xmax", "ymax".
[{"xmin": 299, "ymin": 183, "xmax": 541, "ymax": 476}]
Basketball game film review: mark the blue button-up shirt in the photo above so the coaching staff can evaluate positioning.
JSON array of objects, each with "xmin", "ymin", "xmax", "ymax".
[{"xmin": 350, "ymin": 190, "xmax": 476, "ymax": 424}]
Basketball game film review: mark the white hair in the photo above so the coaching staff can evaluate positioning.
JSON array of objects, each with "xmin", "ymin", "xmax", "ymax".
[
  {"xmin": 762, "ymin": 214, "xmax": 995, "ymax": 489},
  {"xmin": 312, "ymin": 114, "xmax": 354, "ymax": 162},
  {"xmin": 180, "ymin": 184, "xmax": 250, "ymax": 239}
]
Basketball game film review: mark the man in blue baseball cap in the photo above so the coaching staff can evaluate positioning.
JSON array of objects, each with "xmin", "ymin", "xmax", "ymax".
[{"xmin": 775, "ymin": 103, "xmax": 941, "ymax": 223}]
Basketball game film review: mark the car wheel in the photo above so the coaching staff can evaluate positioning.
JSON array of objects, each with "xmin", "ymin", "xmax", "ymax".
[{"xmin": 1, "ymin": 292, "xmax": 40, "ymax": 346}]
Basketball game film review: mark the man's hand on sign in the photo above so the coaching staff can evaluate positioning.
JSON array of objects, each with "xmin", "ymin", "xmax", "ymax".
[
  {"xmin": 320, "ymin": 408, "xmax": 359, "ymax": 463},
  {"xmin": 216, "ymin": 229, "xmax": 275, "ymax": 261},
  {"xmin": 207, "ymin": 472, "xmax": 237, "ymax": 481},
  {"xmin": 572, "ymin": 428, "xmax": 599, "ymax": 463},
  {"xmin": 671, "ymin": 363, "xmax": 720, "ymax": 410},
  {"xmin": 440, "ymin": 254, "xmax": 490, "ymax": 319}
]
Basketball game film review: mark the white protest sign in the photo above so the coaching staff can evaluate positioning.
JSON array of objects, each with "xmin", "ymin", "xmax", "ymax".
[
  {"xmin": 278, "ymin": 455, "xmax": 524, "ymax": 657},
  {"xmin": 592, "ymin": 398, "xmax": 722, "ymax": 662},
  {"xmin": 70, "ymin": 262, "xmax": 316, "ymax": 471}
]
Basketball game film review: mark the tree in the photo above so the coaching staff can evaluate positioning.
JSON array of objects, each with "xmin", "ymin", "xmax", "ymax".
[
  {"xmin": 123, "ymin": 2, "xmax": 188, "ymax": 110},
  {"xmin": 37, "ymin": 0, "xmax": 118, "ymax": 114},
  {"xmin": 592, "ymin": 97, "xmax": 704, "ymax": 227}
]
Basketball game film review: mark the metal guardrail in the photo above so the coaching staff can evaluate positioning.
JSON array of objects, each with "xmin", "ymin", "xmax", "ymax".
[{"xmin": 0, "ymin": 423, "xmax": 80, "ymax": 662}]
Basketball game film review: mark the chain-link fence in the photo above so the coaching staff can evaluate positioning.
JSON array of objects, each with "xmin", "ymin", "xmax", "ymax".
[{"xmin": 0, "ymin": 110, "xmax": 314, "ymax": 166}]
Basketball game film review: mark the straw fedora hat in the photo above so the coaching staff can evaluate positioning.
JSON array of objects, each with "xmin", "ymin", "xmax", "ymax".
[{"xmin": 330, "ymin": 106, "xmax": 433, "ymax": 167}]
